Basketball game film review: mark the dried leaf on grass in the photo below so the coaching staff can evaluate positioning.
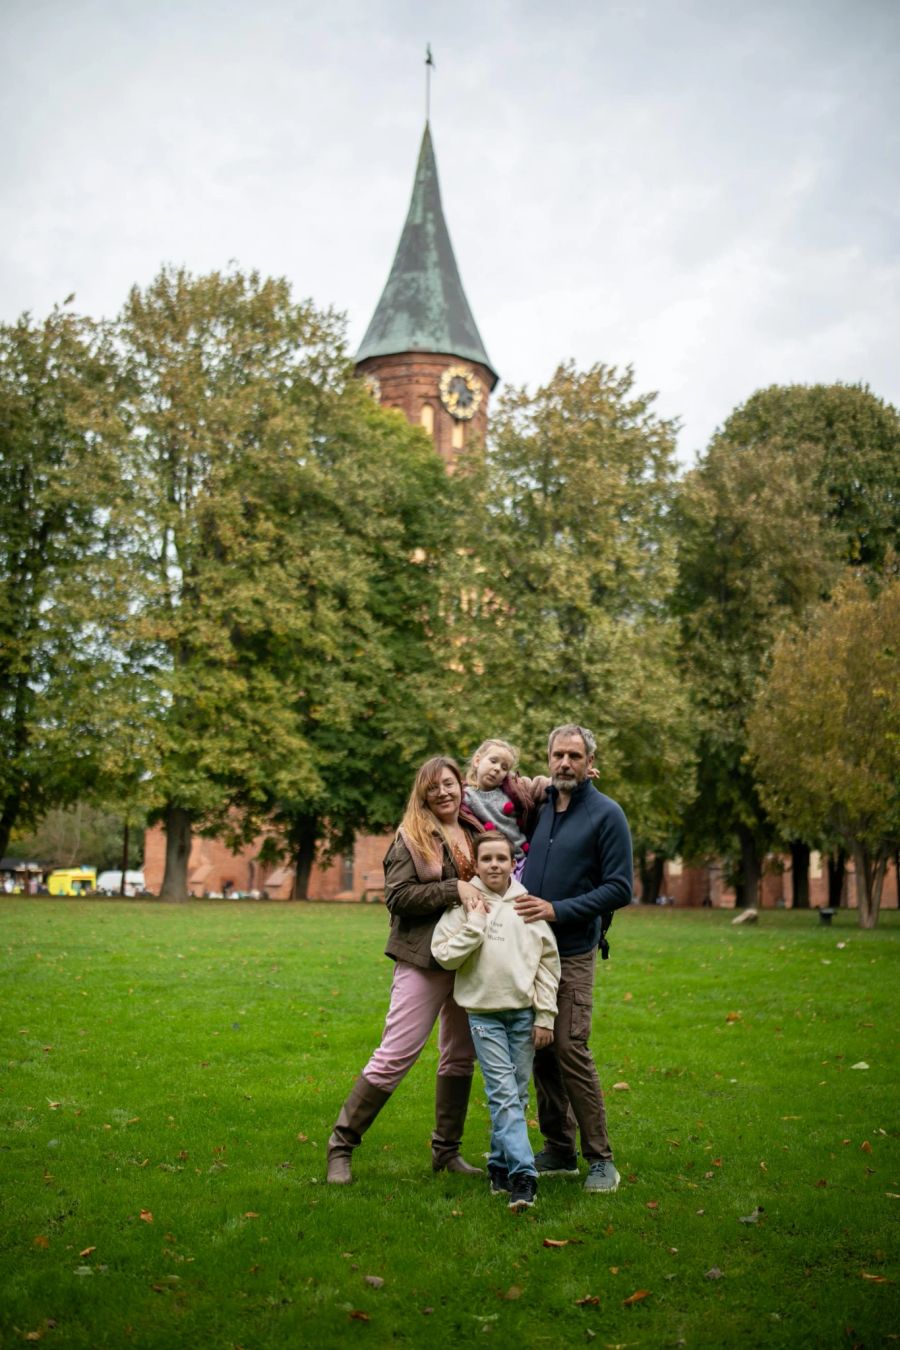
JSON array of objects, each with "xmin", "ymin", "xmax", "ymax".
[
  {"xmin": 348, "ymin": 1310, "xmax": 370, "ymax": 1321},
  {"xmin": 79, "ymin": 1245, "xmax": 97, "ymax": 1256},
  {"xmin": 364, "ymin": 1275, "xmax": 384, "ymax": 1289},
  {"xmin": 139, "ymin": 1210, "xmax": 153, "ymax": 1223},
  {"xmin": 623, "ymin": 1289, "xmax": 651, "ymax": 1305},
  {"xmin": 32, "ymin": 1236, "xmax": 50, "ymax": 1249},
  {"xmin": 501, "ymin": 1285, "xmax": 523, "ymax": 1300},
  {"xmin": 612, "ymin": 1082, "xmax": 630, "ymax": 1091},
  {"xmin": 705, "ymin": 1267, "xmax": 724, "ymax": 1280},
  {"xmin": 543, "ymin": 1238, "xmax": 571, "ymax": 1248},
  {"xmin": 861, "ymin": 1272, "xmax": 893, "ymax": 1283},
  {"xmin": 575, "ymin": 1295, "xmax": 600, "ymax": 1306},
  {"xmin": 739, "ymin": 1207, "xmax": 764, "ymax": 1224}
]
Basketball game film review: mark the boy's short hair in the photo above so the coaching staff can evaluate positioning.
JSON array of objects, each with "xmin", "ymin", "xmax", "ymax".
[{"xmin": 473, "ymin": 830, "xmax": 513, "ymax": 859}]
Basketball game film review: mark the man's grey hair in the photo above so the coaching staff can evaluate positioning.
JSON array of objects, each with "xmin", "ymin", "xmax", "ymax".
[{"xmin": 547, "ymin": 723, "xmax": 597, "ymax": 759}]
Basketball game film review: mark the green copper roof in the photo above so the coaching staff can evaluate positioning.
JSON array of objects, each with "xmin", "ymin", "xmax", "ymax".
[{"xmin": 356, "ymin": 124, "xmax": 498, "ymax": 387}]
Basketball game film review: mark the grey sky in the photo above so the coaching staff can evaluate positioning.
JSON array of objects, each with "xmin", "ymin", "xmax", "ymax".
[{"xmin": 3, "ymin": 0, "xmax": 898, "ymax": 462}]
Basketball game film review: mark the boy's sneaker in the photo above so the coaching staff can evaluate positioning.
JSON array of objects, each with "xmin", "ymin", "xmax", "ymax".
[
  {"xmin": 508, "ymin": 1174, "xmax": 538, "ymax": 1212},
  {"xmin": 488, "ymin": 1164, "xmax": 511, "ymax": 1195},
  {"xmin": 584, "ymin": 1160, "xmax": 620, "ymax": 1194},
  {"xmin": 533, "ymin": 1147, "xmax": 579, "ymax": 1176}
]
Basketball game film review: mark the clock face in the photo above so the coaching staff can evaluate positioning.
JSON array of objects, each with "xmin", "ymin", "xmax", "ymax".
[{"xmin": 439, "ymin": 364, "xmax": 483, "ymax": 421}]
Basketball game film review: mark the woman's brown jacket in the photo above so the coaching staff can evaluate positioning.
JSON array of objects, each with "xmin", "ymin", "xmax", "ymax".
[{"xmin": 382, "ymin": 815, "xmax": 482, "ymax": 970}]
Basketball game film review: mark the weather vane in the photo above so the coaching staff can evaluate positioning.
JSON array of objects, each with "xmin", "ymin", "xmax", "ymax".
[{"xmin": 425, "ymin": 44, "xmax": 435, "ymax": 123}]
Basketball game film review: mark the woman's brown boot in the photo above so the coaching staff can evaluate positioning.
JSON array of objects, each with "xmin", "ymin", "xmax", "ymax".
[
  {"xmin": 431, "ymin": 1073, "xmax": 483, "ymax": 1175},
  {"xmin": 326, "ymin": 1075, "xmax": 392, "ymax": 1184}
]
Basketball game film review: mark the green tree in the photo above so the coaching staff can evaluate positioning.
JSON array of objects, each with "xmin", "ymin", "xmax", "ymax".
[
  {"xmin": 453, "ymin": 361, "xmax": 696, "ymax": 853},
  {"xmin": 0, "ymin": 305, "xmax": 121, "ymax": 861},
  {"xmin": 747, "ymin": 576, "xmax": 900, "ymax": 928},
  {"xmin": 9, "ymin": 802, "xmax": 144, "ymax": 872},
  {"xmin": 673, "ymin": 383, "xmax": 900, "ymax": 903},
  {"xmin": 112, "ymin": 266, "xmax": 460, "ymax": 899}
]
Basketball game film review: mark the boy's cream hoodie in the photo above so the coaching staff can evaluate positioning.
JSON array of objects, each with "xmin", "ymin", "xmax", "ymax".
[{"xmin": 431, "ymin": 876, "xmax": 561, "ymax": 1029}]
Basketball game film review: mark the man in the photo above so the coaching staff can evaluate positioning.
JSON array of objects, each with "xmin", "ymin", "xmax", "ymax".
[{"xmin": 514, "ymin": 723, "xmax": 632, "ymax": 1194}]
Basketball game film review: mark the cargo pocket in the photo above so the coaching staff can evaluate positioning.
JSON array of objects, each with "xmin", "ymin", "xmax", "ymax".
[{"xmin": 569, "ymin": 989, "xmax": 593, "ymax": 1043}]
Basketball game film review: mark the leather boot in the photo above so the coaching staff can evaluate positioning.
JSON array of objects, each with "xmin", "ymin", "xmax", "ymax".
[
  {"xmin": 432, "ymin": 1073, "xmax": 483, "ymax": 1174},
  {"xmin": 326, "ymin": 1075, "xmax": 392, "ymax": 1184}
]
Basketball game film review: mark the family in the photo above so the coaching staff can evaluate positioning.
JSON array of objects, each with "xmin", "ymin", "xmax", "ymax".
[{"xmin": 326, "ymin": 723, "xmax": 633, "ymax": 1212}]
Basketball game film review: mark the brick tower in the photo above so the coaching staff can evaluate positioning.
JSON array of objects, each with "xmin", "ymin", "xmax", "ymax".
[{"xmin": 355, "ymin": 123, "xmax": 499, "ymax": 466}]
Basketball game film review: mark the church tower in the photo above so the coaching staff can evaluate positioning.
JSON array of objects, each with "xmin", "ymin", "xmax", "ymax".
[{"xmin": 355, "ymin": 123, "xmax": 498, "ymax": 465}]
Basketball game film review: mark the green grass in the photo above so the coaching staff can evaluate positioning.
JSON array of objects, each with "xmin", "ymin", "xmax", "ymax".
[{"xmin": 1, "ymin": 901, "xmax": 898, "ymax": 1349}]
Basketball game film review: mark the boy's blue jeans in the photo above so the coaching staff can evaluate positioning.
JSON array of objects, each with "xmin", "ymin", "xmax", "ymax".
[{"xmin": 469, "ymin": 1009, "xmax": 537, "ymax": 1179}]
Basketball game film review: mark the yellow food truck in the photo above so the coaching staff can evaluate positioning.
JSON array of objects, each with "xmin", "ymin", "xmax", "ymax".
[{"xmin": 47, "ymin": 868, "xmax": 97, "ymax": 896}]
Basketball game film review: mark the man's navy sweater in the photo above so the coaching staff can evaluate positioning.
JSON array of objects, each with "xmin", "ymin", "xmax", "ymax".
[{"xmin": 521, "ymin": 781, "xmax": 633, "ymax": 958}]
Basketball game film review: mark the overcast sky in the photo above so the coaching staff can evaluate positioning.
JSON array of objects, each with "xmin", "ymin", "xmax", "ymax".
[{"xmin": 3, "ymin": 0, "xmax": 898, "ymax": 463}]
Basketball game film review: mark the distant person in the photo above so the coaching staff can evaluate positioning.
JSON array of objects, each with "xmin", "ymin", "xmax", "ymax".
[
  {"xmin": 514, "ymin": 724, "xmax": 633, "ymax": 1194},
  {"xmin": 432, "ymin": 831, "xmax": 560, "ymax": 1211},
  {"xmin": 327, "ymin": 756, "xmax": 485, "ymax": 1185}
]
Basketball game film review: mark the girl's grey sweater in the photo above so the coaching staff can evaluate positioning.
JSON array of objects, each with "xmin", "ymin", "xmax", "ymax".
[{"xmin": 463, "ymin": 786, "xmax": 528, "ymax": 858}]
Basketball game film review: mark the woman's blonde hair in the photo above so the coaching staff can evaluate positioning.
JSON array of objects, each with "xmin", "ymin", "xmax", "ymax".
[
  {"xmin": 465, "ymin": 738, "xmax": 520, "ymax": 787},
  {"xmin": 399, "ymin": 756, "xmax": 465, "ymax": 864}
]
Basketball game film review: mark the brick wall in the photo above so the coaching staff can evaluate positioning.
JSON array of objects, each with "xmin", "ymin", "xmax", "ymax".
[{"xmin": 356, "ymin": 352, "xmax": 494, "ymax": 468}]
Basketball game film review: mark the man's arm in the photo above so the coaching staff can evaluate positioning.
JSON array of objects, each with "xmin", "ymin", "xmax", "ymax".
[{"xmin": 551, "ymin": 800, "xmax": 633, "ymax": 924}]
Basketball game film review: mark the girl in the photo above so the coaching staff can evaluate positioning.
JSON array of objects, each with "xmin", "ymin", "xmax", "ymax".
[{"xmin": 463, "ymin": 738, "xmax": 547, "ymax": 869}]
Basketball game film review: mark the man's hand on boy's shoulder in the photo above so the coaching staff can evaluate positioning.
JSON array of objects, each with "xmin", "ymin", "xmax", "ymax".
[{"xmin": 514, "ymin": 894, "xmax": 555, "ymax": 924}]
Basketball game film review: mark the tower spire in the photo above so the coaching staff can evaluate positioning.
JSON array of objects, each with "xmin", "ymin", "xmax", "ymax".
[{"xmin": 355, "ymin": 123, "xmax": 497, "ymax": 386}]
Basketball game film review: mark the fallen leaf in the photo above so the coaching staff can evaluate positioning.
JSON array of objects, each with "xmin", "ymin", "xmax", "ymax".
[
  {"xmin": 296, "ymin": 1133, "xmax": 308, "ymax": 1143},
  {"xmin": 886, "ymin": 1192, "xmax": 900, "ymax": 1200},
  {"xmin": 139, "ymin": 1210, "xmax": 153, "ymax": 1223},
  {"xmin": 243, "ymin": 1212, "xmax": 259, "ymax": 1219},
  {"xmin": 861, "ymin": 1272, "xmax": 893, "ymax": 1283},
  {"xmin": 32, "ymin": 1236, "xmax": 49, "ymax": 1249},
  {"xmin": 501, "ymin": 1285, "xmax": 523, "ymax": 1300},
  {"xmin": 543, "ymin": 1239, "xmax": 571, "ymax": 1248},
  {"xmin": 704, "ymin": 1171, "xmax": 715, "ymax": 1180},
  {"xmin": 609, "ymin": 1266, "xmax": 619, "ymax": 1274},
  {"xmin": 725, "ymin": 1011, "xmax": 741, "ymax": 1023},
  {"xmin": 575, "ymin": 1295, "xmax": 601, "ymax": 1306},
  {"xmin": 79, "ymin": 1245, "xmax": 97, "ymax": 1256},
  {"xmin": 861, "ymin": 1141, "xmax": 873, "ymax": 1154},
  {"xmin": 850, "ymin": 1062, "xmax": 869, "ymax": 1070},
  {"xmin": 623, "ymin": 1289, "xmax": 651, "ymax": 1306},
  {"xmin": 814, "ymin": 1179, "xmax": 828, "ymax": 1188},
  {"xmin": 364, "ymin": 1275, "xmax": 384, "ymax": 1289},
  {"xmin": 623, "ymin": 992, "xmax": 633, "ymax": 1002},
  {"xmin": 668, "ymin": 1247, "xmax": 679, "ymax": 1254},
  {"xmin": 705, "ymin": 1267, "xmax": 724, "ymax": 1280},
  {"xmin": 646, "ymin": 1201, "xmax": 659, "ymax": 1210},
  {"xmin": 759, "ymin": 1161, "xmax": 768, "ymax": 1172},
  {"xmin": 47, "ymin": 1101, "xmax": 61, "ymax": 1110},
  {"xmin": 24, "ymin": 1333, "xmax": 43, "ymax": 1343},
  {"xmin": 696, "ymin": 1208, "xmax": 705, "ymax": 1216},
  {"xmin": 348, "ymin": 1310, "xmax": 370, "ymax": 1321},
  {"xmin": 712, "ymin": 1158, "xmax": 723, "ymax": 1167},
  {"xmin": 612, "ymin": 1082, "xmax": 630, "ymax": 1091},
  {"xmin": 739, "ymin": 1207, "xmax": 764, "ymax": 1224}
]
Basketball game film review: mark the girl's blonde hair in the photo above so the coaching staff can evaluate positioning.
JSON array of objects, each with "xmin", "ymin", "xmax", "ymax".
[
  {"xmin": 465, "ymin": 738, "xmax": 520, "ymax": 787},
  {"xmin": 399, "ymin": 756, "xmax": 465, "ymax": 864}
]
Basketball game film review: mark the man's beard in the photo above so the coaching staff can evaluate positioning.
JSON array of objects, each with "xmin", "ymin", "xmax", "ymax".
[{"xmin": 552, "ymin": 772, "xmax": 579, "ymax": 792}]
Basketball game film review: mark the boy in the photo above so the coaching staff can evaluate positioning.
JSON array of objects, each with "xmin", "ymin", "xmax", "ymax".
[{"xmin": 431, "ymin": 832, "xmax": 561, "ymax": 1211}]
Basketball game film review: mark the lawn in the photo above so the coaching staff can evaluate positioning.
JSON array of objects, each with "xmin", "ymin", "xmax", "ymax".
[{"xmin": 1, "ymin": 900, "xmax": 898, "ymax": 1349}]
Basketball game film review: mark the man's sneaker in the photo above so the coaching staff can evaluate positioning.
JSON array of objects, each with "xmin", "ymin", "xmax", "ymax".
[
  {"xmin": 533, "ymin": 1147, "xmax": 579, "ymax": 1176},
  {"xmin": 508, "ymin": 1174, "xmax": 538, "ymax": 1212},
  {"xmin": 488, "ymin": 1164, "xmax": 511, "ymax": 1195},
  {"xmin": 584, "ymin": 1160, "xmax": 620, "ymax": 1194}
]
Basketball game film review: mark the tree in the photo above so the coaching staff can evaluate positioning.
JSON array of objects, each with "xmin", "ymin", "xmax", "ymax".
[
  {"xmin": 111, "ymin": 266, "xmax": 461, "ymax": 899},
  {"xmin": 747, "ymin": 576, "xmax": 900, "ymax": 928},
  {"xmin": 452, "ymin": 361, "xmax": 696, "ymax": 853},
  {"xmin": 9, "ymin": 803, "xmax": 144, "ymax": 872},
  {"xmin": 0, "ymin": 306, "xmax": 121, "ymax": 861},
  {"xmin": 673, "ymin": 383, "xmax": 900, "ymax": 902}
]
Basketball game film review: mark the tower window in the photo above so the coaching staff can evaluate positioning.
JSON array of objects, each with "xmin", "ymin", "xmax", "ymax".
[
  {"xmin": 420, "ymin": 403, "xmax": 435, "ymax": 435},
  {"xmin": 452, "ymin": 421, "xmax": 465, "ymax": 450}
]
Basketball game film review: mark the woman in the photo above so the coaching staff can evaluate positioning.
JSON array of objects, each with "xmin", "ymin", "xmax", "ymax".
[{"xmin": 326, "ymin": 756, "xmax": 485, "ymax": 1184}]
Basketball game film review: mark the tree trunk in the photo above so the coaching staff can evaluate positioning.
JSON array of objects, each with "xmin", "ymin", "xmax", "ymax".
[
  {"xmin": 827, "ymin": 849, "xmax": 846, "ymax": 907},
  {"xmin": 160, "ymin": 805, "xmax": 193, "ymax": 901},
  {"xmin": 0, "ymin": 790, "xmax": 21, "ymax": 867},
  {"xmin": 736, "ymin": 825, "xmax": 761, "ymax": 908},
  {"xmin": 851, "ymin": 841, "xmax": 886, "ymax": 930},
  {"xmin": 790, "ymin": 840, "xmax": 810, "ymax": 909},
  {"xmin": 119, "ymin": 818, "xmax": 130, "ymax": 896},
  {"xmin": 637, "ymin": 849, "xmax": 665, "ymax": 905},
  {"xmin": 289, "ymin": 814, "xmax": 319, "ymax": 901}
]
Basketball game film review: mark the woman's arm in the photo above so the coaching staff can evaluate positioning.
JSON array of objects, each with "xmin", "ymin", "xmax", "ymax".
[{"xmin": 384, "ymin": 837, "xmax": 460, "ymax": 918}]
